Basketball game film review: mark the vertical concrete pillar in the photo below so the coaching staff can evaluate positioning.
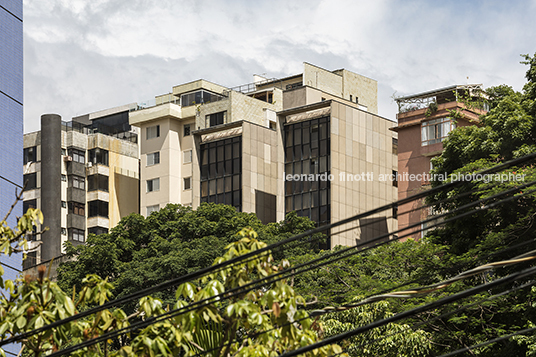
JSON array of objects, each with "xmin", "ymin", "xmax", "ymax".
[{"xmin": 40, "ymin": 114, "xmax": 62, "ymax": 261}]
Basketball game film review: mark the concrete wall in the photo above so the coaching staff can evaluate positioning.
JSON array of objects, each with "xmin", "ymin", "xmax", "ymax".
[
  {"xmin": 338, "ymin": 69, "xmax": 378, "ymax": 114},
  {"xmin": 303, "ymin": 63, "xmax": 343, "ymax": 98},
  {"xmin": 40, "ymin": 114, "xmax": 62, "ymax": 261}
]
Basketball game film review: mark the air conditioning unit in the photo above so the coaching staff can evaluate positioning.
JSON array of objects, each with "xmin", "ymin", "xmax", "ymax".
[
  {"xmin": 87, "ymin": 162, "xmax": 93, "ymax": 167},
  {"xmin": 63, "ymin": 155, "xmax": 73, "ymax": 162}
]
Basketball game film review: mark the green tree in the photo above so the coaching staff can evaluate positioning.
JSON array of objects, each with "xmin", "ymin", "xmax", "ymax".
[
  {"xmin": 424, "ymin": 53, "xmax": 536, "ymax": 355},
  {"xmin": 1, "ymin": 207, "xmax": 344, "ymax": 356},
  {"xmin": 57, "ymin": 204, "xmax": 322, "ymax": 314}
]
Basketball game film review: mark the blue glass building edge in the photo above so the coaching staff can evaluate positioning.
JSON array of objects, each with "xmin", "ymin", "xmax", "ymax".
[{"xmin": 0, "ymin": 1, "xmax": 23, "ymax": 355}]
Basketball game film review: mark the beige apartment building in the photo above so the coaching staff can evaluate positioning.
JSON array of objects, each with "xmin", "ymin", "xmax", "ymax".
[
  {"xmin": 130, "ymin": 63, "xmax": 398, "ymax": 248},
  {"xmin": 22, "ymin": 106, "xmax": 139, "ymax": 269}
]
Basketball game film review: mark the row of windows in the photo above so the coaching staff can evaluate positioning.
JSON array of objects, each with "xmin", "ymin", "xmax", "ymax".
[
  {"xmin": 147, "ymin": 124, "xmax": 192, "ymax": 140},
  {"xmin": 284, "ymin": 117, "xmax": 331, "ymax": 228},
  {"xmin": 146, "ymin": 177, "xmax": 192, "ymax": 192},
  {"xmin": 285, "ymin": 189, "xmax": 330, "ymax": 212},
  {"xmin": 181, "ymin": 90, "xmax": 225, "ymax": 107},
  {"xmin": 284, "ymin": 117, "xmax": 330, "ymax": 163},
  {"xmin": 200, "ymin": 137, "xmax": 242, "ymax": 211}
]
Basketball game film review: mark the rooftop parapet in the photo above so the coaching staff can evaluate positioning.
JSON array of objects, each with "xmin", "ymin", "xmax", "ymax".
[{"xmin": 395, "ymin": 84, "xmax": 486, "ymax": 114}]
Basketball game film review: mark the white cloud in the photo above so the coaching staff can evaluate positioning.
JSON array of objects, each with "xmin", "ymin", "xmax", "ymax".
[{"xmin": 23, "ymin": 0, "xmax": 536, "ymax": 132}]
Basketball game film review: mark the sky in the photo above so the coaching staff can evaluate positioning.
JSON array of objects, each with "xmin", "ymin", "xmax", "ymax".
[{"xmin": 23, "ymin": 0, "xmax": 536, "ymax": 133}]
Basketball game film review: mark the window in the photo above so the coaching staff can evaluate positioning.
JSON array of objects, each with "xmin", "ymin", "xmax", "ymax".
[
  {"xmin": 184, "ymin": 124, "xmax": 191, "ymax": 137},
  {"xmin": 284, "ymin": 116, "xmax": 331, "ymax": 228},
  {"xmin": 23, "ymin": 199, "xmax": 37, "ymax": 213},
  {"xmin": 421, "ymin": 117, "xmax": 454, "ymax": 146},
  {"xmin": 61, "ymin": 174, "xmax": 67, "ymax": 182},
  {"xmin": 392, "ymin": 170, "xmax": 398, "ymax": 187},
  {"xmin": 88, "ymin": 227, "xmax": 108, "ymax": 235},
  {"xmin": 88, "ymin": 200, "xmax": 108, "ymax": 218},
  {"xmin": 61, "ymin": 201, "xmax": 66, "ymax": 208},
  {"xmin": 70, "ymin": 228, "xmax": 85, "ymax": 242},
  {"xmin": 146, "ymin": 204, "xmax": 159, "ymax": 216},
  {"xmin": 183, "ymin": 150, "xmax": 192, "ymax": 164},
  {"xmin": 350, "ymin": 95, "xmax": 353, "ymax": 102},
  {"xmin": 285, "ymin": 82, "xmax": 302, "ymax": 90},
  {"xmin": 205, "ymin": 111, "xmax": 227, "ymax": 127},
  {"xmin": 61, "ymin": 148, "xmax": 66, "ymax": 156},
  {"xmin": 23, "ymin": 173, "xmax": 37, "ymax": 190},
  {"xmin": 23, "ymin": 146, "xmax": 36, "ymax": 164},
  {"xmin": 87, "ymin": 174, "xmax": 108, "ymax": 192},
  {"xmin": 392, "ymin": 205, "xmax": 398, "ymax": 219},
  {"xmin": 184, "ymin": 177, "xmax": 192, "ymax": 190},
  {"xmin": 147, "ymin": 152, "xmax": 160, "ymax": 166},
  {"xmin": 392, "ymin": 137, "xmax": 398, "ymax": 155},
  {"xmin": 88, "ymin": 148, "xmax": 109, "ymax": 166},
  {"xmin": 181, "ymin": 90, "xmax": 224, "ymax": 107},
  {"xmin": 200, "ymin": 137, "xmax": 242, "ymax": 211},
  {"xmin": 146, "ymin": 125, "xmax": 160, "ymax": 139},
  {"xmin": 69, "ymin": 175, "xmax": 85, "ymax": 190},
  {"xmin": 68, "ymin": 148, "xmax": 85, "ymax": 164},
  {"xmin": 61, "ymin": 228, "xmax": 67, "ymax": 235},
  {"xmin": 147, "ymin": 178, "xmax": 160, "ymax": 192},
  {"xmin": 68, "ymin": 202, "xmax": 85, "ymax": 216}
]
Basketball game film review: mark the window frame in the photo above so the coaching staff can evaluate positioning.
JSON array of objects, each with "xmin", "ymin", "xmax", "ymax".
[
  {"xmin": 146, "ymin": 178, "xmax": 160, "ymax": 193},
  {"xmin": 183, "ymin": 150, "xmax": 192, "ymax": 164},
  {"xmin": 184, "ymin": 124, "xmax": 191, "ymax": 137},
  {"xmin": 147, "ymin": 152, "xmax": 160, "ymax": 166},
  {"xmin": 184, "ymin": 177, "xmax": 192, "ymax": 190},
  {"xmin": 421, "ymin": 117, "xmax": 454, "ymax": 146},
  {"xmin": 146, "ymin": 125, "xmax": 160, "ymax": 140}
]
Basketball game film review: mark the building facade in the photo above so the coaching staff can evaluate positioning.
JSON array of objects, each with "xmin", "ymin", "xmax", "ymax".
[
  {"xmin": 22, "ymin": 106, "xmax": 140, "ymax": 269},
  {"xmin": 130, "ymin": 63, "xmax": 398, "ymax": 248},
  {"xmin": 393, "ymin": 84, "xmax": 486, "ymax": 239},
  {"xmin": 0, "ymin": 1, "xmax": 23, "ymax": 354}
]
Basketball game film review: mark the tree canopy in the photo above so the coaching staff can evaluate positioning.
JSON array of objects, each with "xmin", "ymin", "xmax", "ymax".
[{"xmin": 57, "ymin": 203, "xmax": 323, "ymax": 313}]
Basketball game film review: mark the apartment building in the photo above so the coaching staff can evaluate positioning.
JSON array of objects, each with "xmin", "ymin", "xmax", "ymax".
[
  {"xmin": 22, "ymin": 106, "xmax": 140, "ymax": 269},
  {"xmin": 130, "ymin": 63, "xmax": 398, "ymax": 248},
  {"xmin": 392, "ymin": 84, "xmax": 486, "ymax": 239}
]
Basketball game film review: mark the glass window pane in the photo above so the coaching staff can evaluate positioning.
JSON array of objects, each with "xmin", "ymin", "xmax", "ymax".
[
  {"xmin": 209, "ymin": 180, "xmax": 216, "ymax": 195},
  {"xmin": 225, "ymin": 177, "xmax": 232, "ymax": 192},
  {"xmin": 294, "ymin": 195, "xmax": 302, "ymax": 211},
  {"xmin": 201, "ymin": 181, "xmax": 208, "ymax": 197},
  {"xmin": 217, "ymin": 178, "xmax": 224, "ymax": 194}
]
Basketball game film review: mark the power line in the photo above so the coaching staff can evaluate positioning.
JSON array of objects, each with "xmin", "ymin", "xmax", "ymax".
[
  {"xmin": 44, "ymin": 183, "xmax": 536, "ymax": 356},
  {"xmin": 5, "ymin": 153, "xmax": 536, "ymax": 351},
  {"xmin": 277, "ymin": 265, "xmax": 536, "ymax": 357},
  {"xmin": 438, "ymin": 326, "xmax": 536, "ymax": 357}
]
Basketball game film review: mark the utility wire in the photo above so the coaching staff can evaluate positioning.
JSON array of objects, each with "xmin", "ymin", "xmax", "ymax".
[
  {"xmin": 437, "ymin": 326, "xmax": 536, "ymax": 357},
  {"xmin": 4, "ymin": 153, "xmax": 510, "ymax": 347},
  {"xmin": 44, "ymin": 183, "xmax": 536, "ymax": 356},
  {"xmin": 6, "ymin": 153, "xmax": 536, "ymax": 350},
  {"xmin": 277, "ymin": 265, "xmax": 536, "ymax": 357}
]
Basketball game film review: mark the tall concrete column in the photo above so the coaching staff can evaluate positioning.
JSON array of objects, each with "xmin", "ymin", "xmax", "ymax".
[{"xmin": 40, "ymin": 114, "xmax": 62, "ymax": 261}]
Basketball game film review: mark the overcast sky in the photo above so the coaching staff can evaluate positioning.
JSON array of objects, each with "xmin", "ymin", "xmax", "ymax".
[{"xmin": 23, "ymin": 0, "xmax": 536, "ymax": 133}]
